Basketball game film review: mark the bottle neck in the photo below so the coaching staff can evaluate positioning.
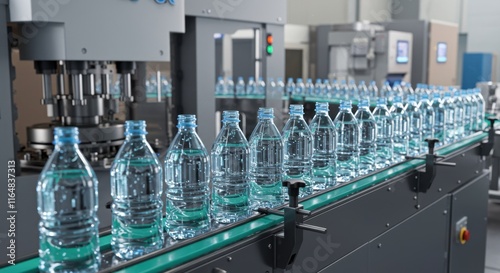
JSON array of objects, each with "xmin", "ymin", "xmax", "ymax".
[{"xmin": 126, "ymin": 134, "xmax": 147, "ymax": 141}]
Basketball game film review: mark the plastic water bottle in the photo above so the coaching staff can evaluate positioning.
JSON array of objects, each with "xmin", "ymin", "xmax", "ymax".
[
  {"xmin": 332, "ymin": 80, "xmax": 341, "ymax": 98},
  {"xmin": 249, "ymin": 108, "xmax": 284, "ymax": 209},
  {"xmin": 295, "ymin": 78, "xmax": 305, "ymax": 96},
  {"xmin": 432, "ymin": 92, "xmax": 446, "ymax": 146},
  {"xmin": 390, "ymin": 96, "xmax": 409, "ymax": 162},
  {"xmin": 282, "ymin": 105, "xmax": 313, "ymax": 197},
  {"xmin": 257, "ymin": 77, "xmax": 266, "ymax": 96},
  {"xmin": 306, "ymin": 78, "xmax": 314, "ymax": 97},
  {"xmin": 404, "ymin": 83, "xmax": 414, "ymax": 99},
  {"xmin": 373, "ymin": 98, "xmax": 394, "ymax": 168},
  {"xmin": 37, "ymin": 127, "xmax": 100, "ymax": 272},
  {"xmin": 165, "ymin": 115, "xmax": 210, "ymax": 239},
  {"xmin": 406, "ymin": 95, "xmax": 422, "ymax": 156},
  {"xmin": 276, "ymin": 78, "xmax": 285, "ymax": 98},
  {"xmin": 309, "ymin": 102, "xmax": 336, "ymax": 190},
  {"xmin": 368, "ymin": 81, "xmax": 378, "ymax": 100},
  {"xmin": 468, "ymin": 89, "xmax": 479, "ymax": 133},
  {"xmin": 161, "ymin": 76, "xmax": 171, "ymax": 98},
  {"xmin": 358, "ymin": 81, "xmax": 369, "ymax": 99},
  {"xmin": 453, "ymin": 89, "xmax": 465, "ymax": 141},
  {"xmin": 226, "ymin": 77, "xmax": 235, "ymax": 95},
  {"xmin": 268, "ymin": 78, "xmax": 276, "ymax": 96},
  {"xmin": 340, "ymin": 80, "xmax": 349, "ymax": 100},
  {"xmin": 474, "ymin": 88, "xmax": 485, "ymax": 131},
  {"xmin": 215, "ymin": 76, "xmax": 225, "ymax": 95},
  {"xmin": 211, "ymin": 111, "xmax": 250, "ymax": 224},
  {"xmin": 415, "ymin": 83, "xmax": 425, "ymax": 100},
  {"xmin": 323, "ymin": 79, "xmax": 332, "ymax": 98},
  {"xmin": 380, "ymin": 81, "xmax": 392, "ymax": 99},
  {"xmin": 392, "ymin": 83, "xmax": 403, "ymax": 104},
  {"xmin": 462, "ymin": 90, "xmax": 473, "ymax": 136},
  {"xmin": 110, "ymin": 121, "xmax": 163, "ymax": 259},
  {"xmin": 443, "ymin": 91, "xmax": 456, "ymax": 144},
  {"xmin": 314, "ymin": 79, "xmax": 323, "ymax": 97},
  {"xmin": 334, "ymin": 100, "xmax": 360, "ymax": 182},
  {"xmin": 419, "ymin": 93, "xmax": 435, "ymax": 153},
  {"xmin": 348, "ymin": 80, "xmax": 359, "ymax": 100},
  {"xmin": 246, "ymin": 76, "xmax": 256, "ymax": 96},
  {"xmin": 236, "ymin": 77, "xmax": 246, "ymax": 96},
  {"xmin": 286, "ymin": 78, "xmax": 295, "ymax": 97},
  {"xmin": 355, "ymin": 99, "xmax": 377, "ymax": 174}
]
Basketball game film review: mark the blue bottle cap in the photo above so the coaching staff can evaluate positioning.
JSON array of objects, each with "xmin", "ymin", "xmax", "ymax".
[
  {"xmin": 177, "ymin": 114, "xmax": 197, "ymax": 128},
  {"xmin": 433, "ymin": 92, "xmax": 441, "ymax": 99},
  {"xmin": 370, "ymin": 80, "xmax": 376, "ymax": 85},
  {"xmin": 444, "ymin": 91, "xmax": 451, "ymax": 98},
  {"xmin": 359, "ymin": 99, "xmax": 370, "ymax": 107},
  {"xmin": 341, "ymin": 79, "xmax": 346, "ymax": 84},
  {"xmin": 125, "ymin": 120, "xmax": 147, "ymax": 136},
  {"xmin": 297, "ymin": 78, "xmax": 303, "ymax": 83},
  {"xmin": 222, "ymin": 110, "xmax": 240, "ymax": 123},
  {"xmin": 323, "ymin": 79, "xmax": 330, "ymax": 84},
  {"xmin": 393, "ymin": 96, "xmax": 402, "ymax": 103},
  {"xmin": 359, "ymin": 80, "xmax": 365, "ymax": 85},
  {"xmin": 238, "ymin": 76, "xmax": 244, "ymax": 81},
  {"xmin": 288, "ymin": 77, "xmax": 294, "ymax": 82},
  {"xmin": 217, "ymin": 76, "xmax": 223, "ymax": 81},
  {"xmin": 340, "ymin": 100, "xmax": 352, "ymax": 109},
  {"xmin": 289, "ymin": 104, "xmax": 304, "ymax": 115},
  {"xmin": 307, "ymin": 78, "xmax": 313, "ymax": 83},
  {"xmin": 377, "ymin": 97, "xmax": 387, "ymax": 106},
  {"xmin": 258, "ymin": 108, "xmax": 274, "ymax": 119},
  {"xmin": 421, "ymin": 93, "xmax": 429, "ymax": 100},
  {"xmin": 53, "ymin": 127, "xmax": 80, "ymax": 144},
  {"xmin": 249, "ymin": 76, "xmax": 254, "ymax": 81},
  {"xmin": 315, "ymin": 102, "xmax": 329, "ymax": 113},
  {"xmin": 407, "ymin": 94, "xmax": 416, "ymax": 102},
  {"xmin": 315, "ymin": 79, "xmax": 322, "ymax": 83}
]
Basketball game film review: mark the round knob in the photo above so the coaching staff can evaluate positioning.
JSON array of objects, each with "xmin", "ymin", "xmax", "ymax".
[{"xmin": 459, "ymin": 227, "xmax": 470, "ymax": 245}]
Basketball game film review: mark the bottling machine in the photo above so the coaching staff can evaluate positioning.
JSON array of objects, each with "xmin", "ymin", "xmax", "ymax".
[{"xmin": 0, "ymin": 1, "xmax": 495, "ymax": 272}]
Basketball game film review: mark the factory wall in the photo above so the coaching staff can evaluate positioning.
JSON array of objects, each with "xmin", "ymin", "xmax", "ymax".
[{"xmin": 465, "ymin": 0, "xmax": 500, "ymax": 82}]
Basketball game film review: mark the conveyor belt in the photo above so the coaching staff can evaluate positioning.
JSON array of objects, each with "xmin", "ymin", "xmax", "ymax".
[{"xmin": 1, "ymin": 131, "xmax": 488, "ymax": 273}]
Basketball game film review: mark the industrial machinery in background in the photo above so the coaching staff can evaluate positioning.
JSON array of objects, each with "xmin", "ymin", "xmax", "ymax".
[
  {"xmin": 383, "ymin": 20, "xmax": 459, "ymax": 87},
  {"xmin": 173, "ymin": 0, "xmax": 286, "ymax": 144},
  {"xmin": 312, "ymin": 22, "xmax": 413, "ymax": 85},
  {"xmin": 0, "ymin": 0, "xmax": 184, "ymax": 264}
]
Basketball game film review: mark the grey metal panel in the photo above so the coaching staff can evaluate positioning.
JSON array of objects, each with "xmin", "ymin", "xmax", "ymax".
[
  {"xmin": 185, "ymin": 0, "xmax": 286, "ymax": 25},
  {"xmin": 0, "ymin": 4, "xmax": 19, "ymax": 265},
  {"xmin": 130, "ymin": 102, "xmax": 168, "ymax": 150},
  {"xmin": 391, "ymin": 0, "xmax": 421, "ymax": 21},
  {"xmin": 418, "ymin": 144, "xmax": 485, "ymax": 207},
  {"xmin": 10, "ymin": 0, "xmax": 185, "ymax": 61},
  {"xmin": 232, "ymin": 39, "xmax": 254, "ymax": 80},
  {"xmin": 383, "ymin": 20, "xmax": 429, "ymax": 86},
  {"xmin": 318, "ymin": 246, "xmax": 369, "ymax": 273},
  {"xmin": 314, "ymin": 25, "xmax": 331, "ymax": 80},
  {"xmin": 448, "ymin": 172, "xmax": 489, "ymax": 273},
  {"xmin": 265, "ymin": 23, "xmax": 285, "ymax": 129},
  {"xmin": 285, "ymin": 173, "xmax": 418, "ymax": 272},
  {"xmin": 368, "ymin": 196, "xmax": 450, "ymax": 273}
]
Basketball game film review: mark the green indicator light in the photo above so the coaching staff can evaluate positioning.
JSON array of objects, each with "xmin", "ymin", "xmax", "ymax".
[{"xmin": 266, "ymin": 45, "xmax": 274, "ymax": 55}]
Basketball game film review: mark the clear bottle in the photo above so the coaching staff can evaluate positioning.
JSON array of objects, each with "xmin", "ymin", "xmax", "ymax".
[
  {"xmin": 348, "ymin": 79, "xmax": 359, "ymax": 100},
  {"xmin": 226, "ymin": 76, "xmax": 235, "ymax": 95},
  {"xmin": 313, "ymin": 79, "xmax": 323, "ymax": 97},
  {"xmin": 334, "ymin": 100, "xmax": 360, "ymax": 182},
  {"xmin": 432, "ymin": 92, "xmax": 446, "ymax": 146},
  {"xmin": 246, "ymin": 76, "xmax": 256, "ymax": 96},
  {"xmin": 405, "ymin": 82, "xmax": 414, "ymax": 99},
  {"xmin": 282, "ymin": 105, "xmax": 313, "ymax": 197},
  {"xmin": 235, "ymin": 77, "xmax": 246, "ymax": 96},
  {"xmin": 380, "ymin": 81, "xmax": 392, "ymax": 99},
  {"xmin": 257, "ymin": 77, "xmax": 266, "ymax": 96},
  {"xmin": 215, "ymin": 76, "xmax": 225, "ymax": 95},
  {"xmin": 358, "ymin": 81, "xmax": 369, "ymax": 99},
  {"xmin": 354, "ymin": 99, "xmax": 377, "ymax": 174},
  {"xmin": 323, "ymin": 79, "xmax": 332, "ymax": 98},
  {"xmin": 443, "ymin": 91, "xmax": 456, "ymax": 144},
  {"xmin": 406, "ymin": 95, "xmax": 422, "ymax": 156},
  {"xmin": 110, "ymin": 121, "xmax": 163, "ymax": 260},
  {"xmin": 468, "ymin": 89, "xmax": 479, "ymax": 133},
  {"xmin": 474, "ymin": 88, "xmax": 485, "ymax": 131},
  {"xmin": 306, "ymin": 78, "xmax": 314, "ymax": 97},
  {"xmin": 295, "ymin": 78, "xmax": 305, "ymax": 96},
  {"xmin": 332, "ymin": 80, "xmax": 341, "ymax": 98},
  {"xmin": 418, "ymin": 93, "xmax": 435, "ymax": 153},
  {"xmin": 211, "ymin": 111, "xmax": 250, "ymax": 224},
  {"xmin": 373, "ymin": 98, "xmax": 394, "ymax": 169},
  {"xmin": 37, "ymin": 127, "xmax": 100, "ymax": 272},
  {"xmin": 310, "ymin": 102, "xmax": 337, "ymax": 190},
  {"xmin": 453, "ymin": 89, "xmax": 465, "ymax": 141},
  {"xmin": 339, "ymin": 80, "xmax": 349, "ymax": 100},
  {"xmin": 164, "ymin": 115, "xmax": 210, "ymax": 240},
  {"xmin": 391, "ymin": 82, "xmax": 403, "ymax": 105},
  {"xmin": 462, "ymin": 89, "xmax": 473, "ymax": 136},
  {"xmin": 415, "ymin": 83, "xmax": 425, "ymax": 100},
  {"xmin": 268, "ymin": 78, "xmax": 276, "ymax": 96},
  {"xmin": 249, "ymin": 108, "xmax": 284, "ymax": 209},
  {"xmin": 368, "ymin": 81, "xmax": 378, "ymax": 100},
  {"xmin": 390, "ymin": 96, "xmax": 409, "ymax": 162},
  {"xmin": 286, "ymin": 78, "xmax": 295, "ymax": 97},
  {"xmin": 276, "ymin": 78, "xmax": 285, "ymax": 98}
]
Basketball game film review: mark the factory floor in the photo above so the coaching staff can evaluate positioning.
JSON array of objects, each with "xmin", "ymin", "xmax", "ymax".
[{"xmin": 485, "ymin": 201, "xmax": 500, "ymax": 273}]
